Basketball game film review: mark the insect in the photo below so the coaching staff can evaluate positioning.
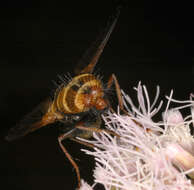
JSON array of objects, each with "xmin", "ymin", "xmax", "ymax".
[{"xmin": 5, "ymin": 8, "xmax": 123, "ymax": 189}]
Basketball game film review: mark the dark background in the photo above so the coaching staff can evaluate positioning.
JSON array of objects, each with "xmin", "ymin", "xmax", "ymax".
[{"xmin": 0, "ymin": 1, "xmax": 192, "ymax": 190}]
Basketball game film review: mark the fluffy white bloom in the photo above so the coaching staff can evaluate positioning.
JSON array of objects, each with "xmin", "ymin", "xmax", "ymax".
[{"xmin": 80, "ymin": 82, "xmax": 194, "ymax": 190}]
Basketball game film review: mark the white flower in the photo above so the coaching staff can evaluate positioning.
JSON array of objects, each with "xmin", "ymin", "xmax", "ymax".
[{"xmin": 80, "ymin": 82, "xmax": 194, "ymax": 190}]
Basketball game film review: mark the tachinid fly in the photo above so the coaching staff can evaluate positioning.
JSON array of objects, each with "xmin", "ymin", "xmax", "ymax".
[{"xmin": 6, "ymin": 7, "xmax": 123, "ymax": 189}]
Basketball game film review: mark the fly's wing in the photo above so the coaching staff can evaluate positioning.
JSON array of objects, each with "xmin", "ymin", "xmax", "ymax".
[
  {"xmin": 5, "ymin": 97, "xmax": 55, "ymax": 141},
  {"xmin": 74, "ymin": 8, "xmax": 120, "ymax": 75}
]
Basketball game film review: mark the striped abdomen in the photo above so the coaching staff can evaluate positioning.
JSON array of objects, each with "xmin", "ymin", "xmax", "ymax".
[{"xmin": 52, "ymin": 73, "xmax": 106, "ymax": 114}]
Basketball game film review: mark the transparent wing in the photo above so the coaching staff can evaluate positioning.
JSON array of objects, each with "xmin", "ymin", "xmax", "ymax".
[
  {"xmin": 5, "ymin": 97, "xmax": 55, "ymax": 141},
  {"xmin": 74, "ymin": 8, "xmax": 120, "ymax": 75}
]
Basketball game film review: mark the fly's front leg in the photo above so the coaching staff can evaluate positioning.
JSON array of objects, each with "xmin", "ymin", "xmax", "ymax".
[
  {"xmin": 107, "ymin": 73, "xmax": 124, "ymax": 112},
  {"xmin": 58, "ymin": 128, "xmax": 81, "ymax": 189},
  {"xmin": 107, "ymin": 74, "xmax": 143, "ymax": 127},
  {"xmin": 58, "ymin": 115, "xmax": 102, "ymax": 189}
]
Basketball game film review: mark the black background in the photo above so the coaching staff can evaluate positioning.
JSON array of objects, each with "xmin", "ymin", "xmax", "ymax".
[{"xmin": 0, "ymin": 1, "xmax": 192, "ymax": 190}]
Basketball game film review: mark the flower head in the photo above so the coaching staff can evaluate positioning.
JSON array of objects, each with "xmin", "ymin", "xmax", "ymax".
[{"xmin": 81, "ymin": 82, "xmax": 194, "ymax": 190}]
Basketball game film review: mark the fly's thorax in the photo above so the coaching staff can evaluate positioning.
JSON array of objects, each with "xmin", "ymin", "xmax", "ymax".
[{"xmin": 52, "ymin": 73, "xmax": 106, "ymax": 114}]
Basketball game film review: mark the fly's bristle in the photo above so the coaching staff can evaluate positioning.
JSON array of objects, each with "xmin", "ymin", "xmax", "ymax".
[{"xmin": 57, "ymin": 74, "xmax": 66, "ymax": 83}]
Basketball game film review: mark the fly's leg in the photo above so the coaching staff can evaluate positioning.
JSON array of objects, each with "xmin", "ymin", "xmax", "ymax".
[
  {"xmin": 70, "ymin": 138, "xmax": 96, "ymax": 149},
  {"xmin": 107, "ymin": 74, "xmax": 143, "ymax": 127},
  {"xmin": 58, "ymin": 116, "xmax": 107, "ymax": 189},
  {"xmin": 58, "ymin": 127, "xmax": 102, "ymax": 189},
  {"xmin": 58, "ymin": 128, "xmax": 82, "ymax": 189},
  {"xmin": 58, "ymin": 114, "xmax": 119, "ymax": 189},
  {"xmin": 75, "ymin": 125, "xmax": 120, "ymax": 138},
  {"xmin": 107, "ymin": 73, "xmax": 124, "ymax": 111}
]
